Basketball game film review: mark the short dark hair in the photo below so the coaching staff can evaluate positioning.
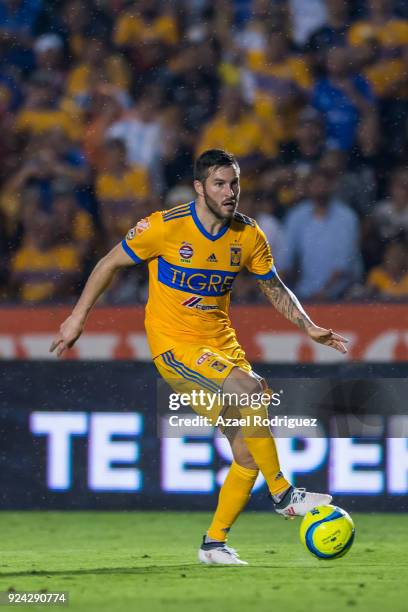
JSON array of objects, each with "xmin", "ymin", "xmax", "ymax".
[{"xmin": 194, "ymin": 149, "xmax": 238, "ymax": 183}]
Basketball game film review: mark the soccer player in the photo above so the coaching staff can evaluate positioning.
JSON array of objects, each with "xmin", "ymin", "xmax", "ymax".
[{"xmin": 50, "ymin": 149, "xmax": 348, "ymax": 565}]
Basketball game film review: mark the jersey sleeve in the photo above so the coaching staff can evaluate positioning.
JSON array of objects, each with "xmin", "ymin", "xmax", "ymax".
[
  {"xmin": 245, "ymin": 223, "xmax": 277, "ymax": 279},
  {"xmin": 122, "ymin": 211, "xmax": 164, "ymax": 263}
]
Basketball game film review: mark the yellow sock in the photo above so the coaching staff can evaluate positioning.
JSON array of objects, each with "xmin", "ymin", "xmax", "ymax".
[
  {"xmin": 243, "ymin": 436, "xmax": 290, "ymax": 496},
  {"xmin": 240, "ymin": 406, "xmax": 291, "ymax": 497},
  {"xmin": 207, "ymin": 461, "xmax": 258, "ymax": 541}
]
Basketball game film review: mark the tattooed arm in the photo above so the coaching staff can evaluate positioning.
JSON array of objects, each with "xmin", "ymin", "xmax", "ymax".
[{"xmin": 258, "ymin": 274, "xmax": 348, "ymax": 354}]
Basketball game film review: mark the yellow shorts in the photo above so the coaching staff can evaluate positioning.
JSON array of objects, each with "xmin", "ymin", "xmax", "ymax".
[{"xmin": 154, "ymin": 344, "xmax": 264, "ymax": 423}]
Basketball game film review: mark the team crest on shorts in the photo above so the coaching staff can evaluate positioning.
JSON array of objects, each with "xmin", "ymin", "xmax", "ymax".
[
  {"xmin": 136, "ymin": 218, "xmax": 150, "ymax": 234},
  {"xmin": 209, "ymin": 359, "xmax": 227, "ymax": 373},
  {"xmin": 230, "ymin": 245, "xmax": 242, "ymax": 266},
  {"xmin": 179, "ymin": 242, "xmax": 194, "ymax": 263},
  {"xmin": 196, "ymin": 351, "xmax": 214, "ymax": 365}
]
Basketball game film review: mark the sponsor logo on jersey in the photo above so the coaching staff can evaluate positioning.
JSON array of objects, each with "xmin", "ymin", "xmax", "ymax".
[
  {"xmin": 179, "ymin": 242, "xmax": 194, "ymax": 263},
  {"xmin": 207, "ymin": 253, "xmax": 218, "ymax": 262},
  {"xmin": 230, "ymin": 245, "xmax": 242, "ymax": 266},
  {"xmin": 136, "ymin": 218, "xmax": 150, "ymax": 235},
  {"xmin": 209, "ymin": 359, "xmax": 228, "ymax": 373},
  {"xmin": 196, "ymin": 351, "xmax": 214, "ymax": 365},
  {"xmin": 181, "ymin": 296, "xmax": 219, "ymax": 311}
]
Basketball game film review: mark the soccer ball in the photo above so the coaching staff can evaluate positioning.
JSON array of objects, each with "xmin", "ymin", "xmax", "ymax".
[{"xmin": 300, "ymin": 504, "xmax": 355, "ymax": 560}]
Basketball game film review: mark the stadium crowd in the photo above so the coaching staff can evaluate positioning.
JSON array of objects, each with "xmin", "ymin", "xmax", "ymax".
[{"xmin": 0, "ymin": 0, "xmax": 408, "ymax": 304}]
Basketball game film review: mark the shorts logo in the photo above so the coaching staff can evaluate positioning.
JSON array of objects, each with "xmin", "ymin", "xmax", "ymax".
[
  {"xmin": 209, "ymin": 359, "xmax": 227, "ymax": 373},
  {"xmin": 179, "ymin": 242, "xmax": 194, "ymax": 263},
  {"xmin": 230, "ymin": 246, "xmax": 242, "ymax": 266},
  {"xmin": 196, "ymin": 351, "xmax": 214, "ymax": 365},
  {"xmin": 136, "ymin": 218, "xmax": 150, "ymax": 235}
]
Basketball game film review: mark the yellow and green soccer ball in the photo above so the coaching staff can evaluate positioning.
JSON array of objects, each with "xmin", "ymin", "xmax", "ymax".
[{"xmin": 300, "ymin": 505, "xmax": 355, "ymax": 560}]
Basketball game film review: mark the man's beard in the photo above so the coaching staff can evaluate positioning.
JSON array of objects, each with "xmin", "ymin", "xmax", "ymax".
[{"xmin": 203, "ymin": 188, "xmax": 238, "ymax": 220}]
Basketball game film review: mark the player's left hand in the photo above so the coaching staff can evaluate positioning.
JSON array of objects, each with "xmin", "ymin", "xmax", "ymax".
[{"xmin": 307, "ymin": 326, "xmax": 348, "ymax": 354}]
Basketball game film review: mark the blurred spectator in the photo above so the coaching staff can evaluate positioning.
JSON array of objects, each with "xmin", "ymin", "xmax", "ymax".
[
  {"xmin": 348, "ymin": 0, "xmax": 408, "ymax": 159},
  {"xmin": 348, "ymin": 109, "xmax": 385, "ymax": 204},
  {"xmin": 279, "ymin": 106, "xmax": 325, "ymax": 174},
  {"xmin": 114, "ymin": 0, "xmax": 177, "ymax": 75},
  {"xmin": 33, "ymin": 33, "xmax": 65, "ymax": 87},
  {"xmin": 280, "ymin": 166, "xmax": 361, "ymax": 300},
  {"xmin": 289, "ymin": 0, "xmax": 327, "ymax": 47},
  {"xmin": 10, "ymin": 208, "xmax": 81, "ymax": 303},
  {"xmin": 0, "ymin": 207, "xmax": 12, "ymax": 297},
  {"xmin": 106, "ymin": 87, "xmax": 163, "ymax": 178},
  {"xmin": 114, "ymin": 0, "xmax": 178, "ymax": 47},
  {"xmin": 83, "ymin": 86, "xmax": 125, "ymax": 169},
  {"xmin": 254, "ymin": 192, "xmax": 285, "ymax": 268},
  {"xmin": 243, "ymin": 29, "xmax": 312, "ymax": 141},
  {"xmin": 66, "ymin": 37, "xmax": 131, "ymax": 109},
  {"xmin": 56, "ymin": 0, "xmax": 113, "ymax": 62},
  {"xmin": 306, "ymin": 0, "xmax": 350, "ymax": 71},
  {"xmin": 50, "ymin": 188, "xmax": 94, "ymax": 264},
  {"xmin": 371, "ymin": 168, "xmax": 408, "ymax": 242},
  {"xmin": 96, "ymin": 137, "xmax": 151, "ymax": 245},
  {"xmin": 235, "ymin": 0, "xmax": 289, "ymax": 53},
  {"xmin": 0, "ymin": 0, "xmax": 42, "ymax": 72},
  {"xmin": 261, "ymin": 107, "xmax": 326, "ymax": 210},
  {"xmin": 197, "ymin": 86, "xmax": 277, "ymax": 174},
  {"xmin": 312, "ymin": 46, "xmax": 375, "ymax": 150},
  {"xmin": 163, "ymin": 39, "xmax": 220, "ymax": 134},
  {"xmin": 348, "ymin": 0, "xmax": 408, "ymax": 52},
  {"xmin": 358, "ymin": 36, "xmax": 408, "ymax": 99},
  {"xmin": 58, "ymin": 0, "xmax": 89, "ymax": 61},
  {"xmin": 15, "ymin": 71, "xmax": 81, "ymax": 140},
  {"xmin": 320, "ymin": 149, "xmax": 377, "ymax": 215},
  {"xmin": 3, "ymin": 129, "xmax": 90, "ymax": 215},
  {"xmin": 0, "ymin": 71, "xmax": 19, "ymax": 182},
  {"xmin": 160, "ymin": 106, "xmax": 194, "ymax": 191},
  {"xmin": 366, "ymin": 240, "xmax": 408, "ymax": 300},
  {"xmin": 259, "ymin": 165, "xmax": 303, "ymax": 211}
]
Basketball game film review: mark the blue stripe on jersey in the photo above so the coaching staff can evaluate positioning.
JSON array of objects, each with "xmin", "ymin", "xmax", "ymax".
[
  {"xmin": 163, "ymin": 203, "xmax": 192, "ymax": 220},
  {"xmin": 163, "ymin": 208, "xmax": 191, "ymax": 218},
  {"xmin": 252, "ymin": 266, "xmax": 277, "ymax": 280},
  {"xmin": 157, "ymin": 257, "xmax": 238, "ymax": 296},
  {"xmin": 121, "ymin": 239, "xmax": 144, "ymax": 264},
  {"xmin": 164, "ymin": 202, "xmax": 192, "ymax": 214},
  {"xmin": 163, "ymin": 212, "xmax": 191, "ymax": 222},
  {"xmin": 162, "ymin": 351, "xmax": 220, "ymax": 393}
]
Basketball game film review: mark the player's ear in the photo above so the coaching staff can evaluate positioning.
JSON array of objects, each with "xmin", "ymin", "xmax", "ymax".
[{"xmin": 194, "ymin": 179, "xmax": 205, "ymax": 197}]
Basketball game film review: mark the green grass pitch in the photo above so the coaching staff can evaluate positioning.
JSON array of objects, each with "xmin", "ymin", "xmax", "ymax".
[{"xmin": 0, "ymin": 512, "xmax": 407, "ymax": 612}]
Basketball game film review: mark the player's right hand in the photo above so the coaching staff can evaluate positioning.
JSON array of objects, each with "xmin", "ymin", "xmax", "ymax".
[{"xmin": 49, "ymin": 315, "xmax": 84, "ymax": 357}]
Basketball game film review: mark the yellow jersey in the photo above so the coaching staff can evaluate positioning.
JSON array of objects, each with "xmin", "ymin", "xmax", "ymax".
[{"xmin": 122, "ymin": 201, "xmax": 275, "ymax": 358}]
